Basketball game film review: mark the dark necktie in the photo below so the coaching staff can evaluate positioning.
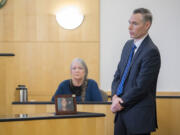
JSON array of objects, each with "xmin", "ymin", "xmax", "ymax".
[{"xmin": 116, "ymin": 44, "xmax": 137, "ymax": 96}]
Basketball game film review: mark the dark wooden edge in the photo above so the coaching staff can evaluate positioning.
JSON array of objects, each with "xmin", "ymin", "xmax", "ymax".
[
  {"xmin": 12, "ymin": 101, "xmax": 112, "ymax": 105},
  {"xmin": 156, "ymin": 96, "xmax": 180, "ymax": 98},
  {"xmin": 0, "ymin": 112, "xmax": 105, "ymax": 122},
  {"xmin": 108, "ymin": 95, "xmax": 180, "ymax": 99},
  {"xmin": 55, "ymin": 95, "xmax": 77, "ymax": 115},
  {"xmin": 0, "ymin": 53, "xmax": 15, "ymax": 56},
  {"xmin": 12, "ymin": 95, "xmax": 180, "ymax": 105},
  {"xmin": 77, "ymin": 101, "xmax": 112, "ymax": 104}
]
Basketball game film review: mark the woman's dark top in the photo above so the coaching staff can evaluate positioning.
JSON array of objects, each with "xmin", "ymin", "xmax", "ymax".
[{"xmin": 51, "ymin": 79, "xmax": 102, "ymax": 102}]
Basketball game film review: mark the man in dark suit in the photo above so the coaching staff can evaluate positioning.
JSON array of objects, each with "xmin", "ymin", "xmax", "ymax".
[{"xmin": 111, "ymin": 8, "xmax": 161, "ymax": 135}]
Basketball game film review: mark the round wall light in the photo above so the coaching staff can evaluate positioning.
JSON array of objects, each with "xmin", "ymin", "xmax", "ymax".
[{"xmin": 56, "ymin": 6, "xmax": 84, "ymax": 30}]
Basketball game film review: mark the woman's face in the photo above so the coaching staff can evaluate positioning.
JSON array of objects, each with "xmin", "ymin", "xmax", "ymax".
[{"xmin": 71, "ymin": 62, "xmax": 85, "ymax": 81}]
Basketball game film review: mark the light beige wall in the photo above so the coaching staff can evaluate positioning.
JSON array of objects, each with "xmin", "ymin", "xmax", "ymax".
[{"xmin": 0, "ymin": 0, "xmax": 99, "ymax": 114}]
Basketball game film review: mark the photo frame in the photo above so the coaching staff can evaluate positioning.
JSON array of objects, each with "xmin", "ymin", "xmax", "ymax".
[{"xmin": 55, "ymin": 95, "xmax": 77, "ymax": 115}]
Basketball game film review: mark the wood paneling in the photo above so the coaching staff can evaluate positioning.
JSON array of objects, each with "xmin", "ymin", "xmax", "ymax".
[
  {"xmin": 0, "ymin": 117, "xmax": 105, "ymax": 135},
  {"xmin": 78, "ymin": 104, "xmax": 114, "ymax": 135},
  {"xmin": 0, "ymin": 0, "xmax": 99, "ymax": 41},
  {"xmin": 0, "ymin": 57, "xmax": 15, "ymax": 114},
  {"xmin": 0, "ymin": 42, "xmax": 99, "ymax": 113},
  {"xmin": 152, "ymin": 98, "xmax": 180, "ymax": 135},
  {"xmin": 0, "ymin": 0, "xmax": 99, "ymax": 113},
  {"xmin": 157, "ymin": 92, "xmax": 180, "ymax": 96},
  {"xmin": 12, "ymin": 104, "xmax": 114, "ymax": 135},
  {"xmin": 12, "ymin": 98, "xmax": 180, "ymax": 135}
]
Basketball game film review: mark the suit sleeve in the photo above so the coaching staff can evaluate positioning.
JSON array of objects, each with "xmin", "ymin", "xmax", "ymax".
[
  {"xmin": 121, "ymin": 49, "xmax": 161, "ymax": 108},
  {"xmin": 111, "ymin": 61, "xmax": 121, "ymax": 96}
]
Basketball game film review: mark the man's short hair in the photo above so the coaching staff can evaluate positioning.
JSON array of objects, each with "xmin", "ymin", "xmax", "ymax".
[{"xmin": 133, "ymin": 8, "xmax": 153, "ymax": 24}]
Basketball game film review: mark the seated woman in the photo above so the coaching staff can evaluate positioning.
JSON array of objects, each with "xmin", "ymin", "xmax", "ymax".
[{"xmin": 51, "ymin": 58, "xmax": 102, "ymax": 102}]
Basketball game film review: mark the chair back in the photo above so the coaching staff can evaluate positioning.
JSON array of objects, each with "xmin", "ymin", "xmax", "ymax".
[{"xmin": 99, "ymin": 89, "xmax": 108, "ymax": 101}]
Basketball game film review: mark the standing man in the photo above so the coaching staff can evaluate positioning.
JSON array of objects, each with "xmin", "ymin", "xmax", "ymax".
[{"xmin": 111, "ymin": 8, "xmax": 161, "ymax": 135}]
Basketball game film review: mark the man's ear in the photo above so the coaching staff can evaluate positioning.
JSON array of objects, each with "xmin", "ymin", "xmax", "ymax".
[{"xmin": 145, "ymin": 21, "xmax": 151, "ymax": 31}]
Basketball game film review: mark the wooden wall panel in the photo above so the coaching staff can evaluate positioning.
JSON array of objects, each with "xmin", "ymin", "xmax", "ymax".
[
  {"xmin": 12, "ymin": 98, "xmax": 180, "ymax": 135},
  {"xmin": 0, "ymin": 57, "xmax": 15, "ymax": 114},
  {"xmin": 0, "ymin": 0, "xmax": 99, "ymax": 113},
  {"xmin": 0, "ymin": 58, "xmax": 8, "ymax": 114},
  {"xmin": 0, "ymin": 42, "xmax": 99, "ymax": 101},
  {"xmin": 152, "ymin": 98, "xmax": 180, "ymax": 135},
  {"xmin": 157, "ymin": 92, "xmax": 180, "ymax": 96},
  {"xmin": 12, "ymin": 104, "xmax": 113, "ymax": 135},
  {"xmin": 0, "ymin": 0, "xmax": 99, "ymax": 42},
  {"xmin": 0, "ymin": 117, "xmax": 105, "ymax": 135}
]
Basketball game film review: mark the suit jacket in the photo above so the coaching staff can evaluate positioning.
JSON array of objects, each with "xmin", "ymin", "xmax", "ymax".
[
  {"xmin": 111, "ymin": 35, "xmax": 161, "ymax": 134},
  {"xmin": 52, "ymin": 79, "xmax": 102, "ymax": 102}
]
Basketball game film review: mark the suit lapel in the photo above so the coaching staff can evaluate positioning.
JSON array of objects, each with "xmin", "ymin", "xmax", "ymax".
[
  {"xmin": 130, "ymin": 35, "xmax": 150, "ymax": 67},
  {"xmin": 125, "ymin": 35, "xmax": 150, "ymax": 80}
]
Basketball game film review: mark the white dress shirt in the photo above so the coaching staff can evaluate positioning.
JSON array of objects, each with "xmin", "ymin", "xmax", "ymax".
[{"xmin": 133, "ymin": 33, "xmax": 148, "ymax": 54}]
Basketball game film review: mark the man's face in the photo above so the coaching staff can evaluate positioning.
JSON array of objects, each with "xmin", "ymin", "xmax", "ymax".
[{"xmin": 128, "ymin": 13, "xmax": 150, "ymax": 40}]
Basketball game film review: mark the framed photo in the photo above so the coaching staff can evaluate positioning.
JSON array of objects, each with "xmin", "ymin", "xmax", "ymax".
[{"xmin": 55, "ymin": 95, "xmax": 77, "ymax": 115}]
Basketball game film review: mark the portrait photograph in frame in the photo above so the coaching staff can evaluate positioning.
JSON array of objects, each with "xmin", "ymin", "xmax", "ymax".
[{"xmin": 55, "ymin": 95, "xmax": 77, "ymax": 115}]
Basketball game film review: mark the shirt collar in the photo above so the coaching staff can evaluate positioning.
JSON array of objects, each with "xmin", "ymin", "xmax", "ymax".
[{"xmin": 133, "ymin": 33, "xmax": 148, "ymax": 50}]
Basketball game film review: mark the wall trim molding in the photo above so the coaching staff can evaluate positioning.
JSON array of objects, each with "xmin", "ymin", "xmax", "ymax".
[{"xmin": 0, "ymin": 53, "xmax": 15, "ymax": 56}]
